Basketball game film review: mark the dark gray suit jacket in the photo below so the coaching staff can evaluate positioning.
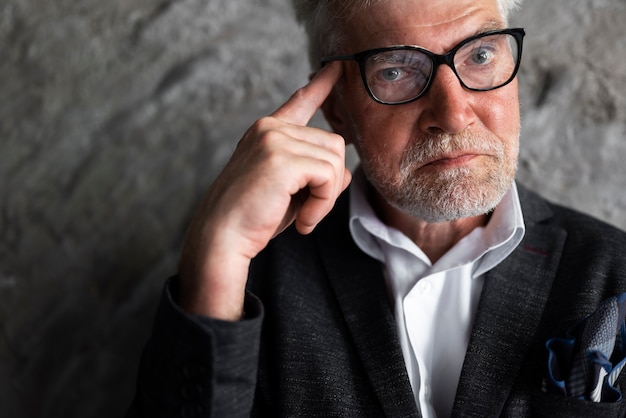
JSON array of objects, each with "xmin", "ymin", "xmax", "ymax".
[{"xmin": 128, "ymin": 184, "xmax": 626, "ymax": 417}]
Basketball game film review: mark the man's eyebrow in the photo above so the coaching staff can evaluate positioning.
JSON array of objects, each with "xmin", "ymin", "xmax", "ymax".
[{"xmin": 477, "ymin": 20, "xmax": 507, "ymax": 34}]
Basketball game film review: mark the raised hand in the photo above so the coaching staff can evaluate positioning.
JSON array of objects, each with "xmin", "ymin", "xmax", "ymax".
[{"xmin": 178, "ymin": 62, "xmax": 351, "ymax": 320}]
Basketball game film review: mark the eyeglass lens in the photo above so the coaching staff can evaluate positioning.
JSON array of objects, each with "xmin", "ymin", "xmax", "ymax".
[{"xmin": 363, "ymin": 33, "xmax": 519, "ymax": 104}]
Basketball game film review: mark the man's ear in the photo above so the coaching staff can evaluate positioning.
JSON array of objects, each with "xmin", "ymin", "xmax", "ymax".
[{"xmin": 321, "ymin": 88, "xmax": 352, "ymax": 144}]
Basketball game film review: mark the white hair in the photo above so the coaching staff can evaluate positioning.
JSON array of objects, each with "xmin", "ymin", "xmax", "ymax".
[{"xmin": 291, "ymin": 0, "xmax": 524, "ymax": 67}]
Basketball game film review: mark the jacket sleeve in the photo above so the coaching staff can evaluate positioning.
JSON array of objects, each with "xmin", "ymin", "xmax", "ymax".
[{"xmin": 126, "ymin": 277, "xmax": 264, "ymax": 418}]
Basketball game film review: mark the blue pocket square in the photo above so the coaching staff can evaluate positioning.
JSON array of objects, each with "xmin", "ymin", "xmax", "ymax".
[{"xmin": 543, "ymin": 293, "xmax": 626, "ymax": 402}]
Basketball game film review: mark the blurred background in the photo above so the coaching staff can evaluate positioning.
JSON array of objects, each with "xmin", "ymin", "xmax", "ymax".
[{"xmin": 1, "ymin": 0, "xmax": 625, "ymax": 416}]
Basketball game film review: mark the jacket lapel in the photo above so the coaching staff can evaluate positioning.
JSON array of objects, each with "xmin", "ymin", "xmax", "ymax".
[
  {"xmin": 315, "ymin": 193, "xmax": 420, "ymax": 418},
  {"xmin": 452, "ymin": 185, "xmax": 568, "ymax": 416}
]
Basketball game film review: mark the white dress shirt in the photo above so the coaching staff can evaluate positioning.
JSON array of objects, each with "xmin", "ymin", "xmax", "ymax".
[{"xmin": 349, "ymin": 169, "xmax": 525, "ymax": 418}]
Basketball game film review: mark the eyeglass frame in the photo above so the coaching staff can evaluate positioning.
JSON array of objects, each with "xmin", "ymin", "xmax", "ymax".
[{"xmin": 320, "ymin": 28, "xmax": 526, "ymax": 105}]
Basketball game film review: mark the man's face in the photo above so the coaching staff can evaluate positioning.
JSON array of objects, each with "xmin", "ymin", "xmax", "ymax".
[{"xmin": 326, "ymin": 0, "xmax": 520, "ymax": 223}]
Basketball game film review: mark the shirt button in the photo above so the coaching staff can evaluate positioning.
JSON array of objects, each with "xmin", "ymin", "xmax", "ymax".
[{"xmin": 417, "ymin": 280, "xmax": 432, "ymax": 294}]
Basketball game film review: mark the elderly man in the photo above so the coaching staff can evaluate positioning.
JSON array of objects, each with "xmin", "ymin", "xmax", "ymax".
[{"xmin": 128, "ymin": 0, "xmax": 626, "ymax": 416}]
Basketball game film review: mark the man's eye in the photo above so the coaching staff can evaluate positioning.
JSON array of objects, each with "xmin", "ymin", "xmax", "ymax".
[
  {"xmin": 470, "ymin": 47, "xmax": 495, "ymax": 65},
  {"xmin": 382, "ymin": 68, "xmax": 402, "ymax": 81}
]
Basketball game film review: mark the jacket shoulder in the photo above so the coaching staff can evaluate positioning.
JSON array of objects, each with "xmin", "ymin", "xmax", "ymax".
[{"xmin": 518, "ymin": 183, "xmax": 626, "ymax": 247}]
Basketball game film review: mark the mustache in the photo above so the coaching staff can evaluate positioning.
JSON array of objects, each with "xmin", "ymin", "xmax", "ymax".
[{"xmin": 400, "ymin": 132, "xmax": 504, "ymax": 169}]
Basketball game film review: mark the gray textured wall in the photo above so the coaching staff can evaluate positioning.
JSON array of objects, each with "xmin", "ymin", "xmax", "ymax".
[{"xmin": 1, "ymin": 0, "xmax": 625, "ymax": 417}]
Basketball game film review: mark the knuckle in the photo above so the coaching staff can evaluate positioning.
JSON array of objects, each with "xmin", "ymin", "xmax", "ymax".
[
  {"xmin": 318, "ymin": 159, "xmax": 341, "ymax": 185},
  {"xmin": 255, "ymin": 130, "xmax": 286, "ymax": 156},
  {"xmin": 290, "ymin": 86, "xmax": 308, "ymax": 103},
  {"xmin": 323, "ymin": 143, "xmax": 345, "ymax": 167},
  {"xmin": 327, "ymin": 133, "xmax": 346, "ymax": 155},
  {"xmin": 250, "ymin": 116, "xmax": 278, "ymax": 134}
]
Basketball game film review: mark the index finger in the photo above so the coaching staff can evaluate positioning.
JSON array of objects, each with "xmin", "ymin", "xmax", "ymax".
[{"xmin": 271, "ymin": 61, "xmax": 343, "ymax": 127}]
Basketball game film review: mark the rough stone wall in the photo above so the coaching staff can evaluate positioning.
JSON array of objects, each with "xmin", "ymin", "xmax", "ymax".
[
  {"xmin": 515, "ymin": 0, "xmax": 626, "ymax": 226},
  {"xmin": 0, "ymin": 0, "xmax": 624, "ymax": 417}
]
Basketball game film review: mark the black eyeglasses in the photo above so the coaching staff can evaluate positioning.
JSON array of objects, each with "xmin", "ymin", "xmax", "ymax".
[{"xmin": 321, "ymin": 28, "xmax": 525, "ymax": 105}]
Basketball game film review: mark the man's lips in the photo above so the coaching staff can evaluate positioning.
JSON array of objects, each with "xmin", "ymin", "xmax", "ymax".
[{"xmin": 419, "ymin": 151, "xmax": 484, "ymax": 168}]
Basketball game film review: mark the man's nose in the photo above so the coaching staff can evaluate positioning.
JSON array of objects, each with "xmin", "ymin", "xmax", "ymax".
[{"xmin": 416, "ymin": 65, "xmax": 477, "ymax": 135}]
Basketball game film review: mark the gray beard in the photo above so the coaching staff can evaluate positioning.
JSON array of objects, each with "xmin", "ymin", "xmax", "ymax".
[{"xmin": 359, "ymin": 132, "xmax": 517, "ymax": 223}]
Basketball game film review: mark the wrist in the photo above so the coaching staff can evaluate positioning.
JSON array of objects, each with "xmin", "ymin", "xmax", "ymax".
[{"xmin": 178, "ymin": 233, "xmax": 252, "ymax": 320}]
